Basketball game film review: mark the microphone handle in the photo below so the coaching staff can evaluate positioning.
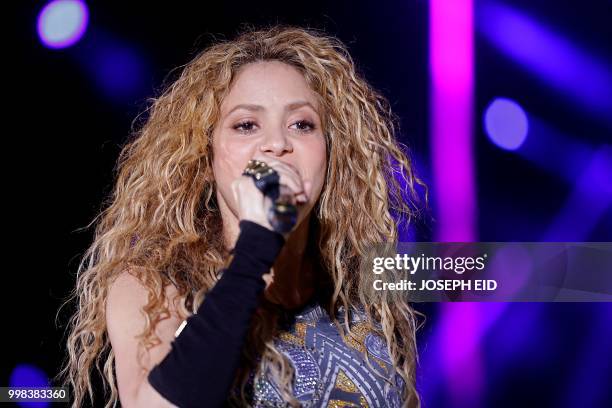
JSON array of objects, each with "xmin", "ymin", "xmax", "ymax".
[{"xmin": 265, "ymin": 184, "xmax": 297, "ymax": 234}]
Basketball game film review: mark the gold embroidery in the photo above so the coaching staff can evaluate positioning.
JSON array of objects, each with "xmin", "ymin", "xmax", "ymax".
[
  {"xmin": 335, "ymin": 369, "xmax": 359, "ymax": 393},
  {"xmin": 329, "ymin": 370, "xmax": 370, "ymax": 406},
  {"xmin": 327, "ymin": 400, "xmax": 360, "ymax": 408},
  {"xmin": 277, "ymin": 322, "xmax": 309, "ymax": 346},
  {"xmin": 325, "ymin": 395, "xmax": 369, "ymax": 408},
  {"xmin": 295, "ymin": 322, "xmax": 307, "ymax": 340},
  {"xmin": 369, "ymin": 354, "xmax": 388, "ymax": 371},
  {"xmin": 343, "ymin": 322, "xmax": 371, "ymax": 354},
  {"xmin": 277, "ymin": 331, "xmax": 303, "ymax": 346},
  {"xmin": 343, "ymin": 321, "xmax": 389, "ymax": 373}
]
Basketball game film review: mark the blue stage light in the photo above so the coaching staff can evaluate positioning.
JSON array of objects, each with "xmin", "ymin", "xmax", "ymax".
[
  {"xmin": 9, "ymin": 363, "xmax": 50, "ymax": 407},
  {"xmin": 37, "ymin": 0, "xmax": 89, "ymax": 49},
  {"xmin": 484, "ymin": 97, "xmax": 529, "ymax": 151},
  {"xmin": 478, "ymin": 1, "xmax": 612, "ymax": 123}
]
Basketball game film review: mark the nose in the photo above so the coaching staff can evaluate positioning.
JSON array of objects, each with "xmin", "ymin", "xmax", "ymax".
[{"xmin": 259, "ymin": 127, "xmax": 293, "ymax": 156}]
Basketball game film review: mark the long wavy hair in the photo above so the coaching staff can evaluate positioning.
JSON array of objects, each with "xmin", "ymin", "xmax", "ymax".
[{"xmin": 57, "ymin": 24, "xmax": 428, "ymax": 408}]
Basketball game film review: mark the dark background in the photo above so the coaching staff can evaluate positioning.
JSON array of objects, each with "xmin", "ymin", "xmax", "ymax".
[{"xmin": 6, "ymin": 1, "xmax": 612, "ymax": 407}]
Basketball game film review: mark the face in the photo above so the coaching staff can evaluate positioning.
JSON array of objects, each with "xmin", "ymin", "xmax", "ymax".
[{"xmin": 212, "ymin": 60, "xmax": 328, "ymax": 227}]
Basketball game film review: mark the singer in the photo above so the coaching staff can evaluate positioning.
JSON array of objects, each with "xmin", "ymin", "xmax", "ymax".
[{"xmin": 60, "ymin": 25, "xmax": 426, "ymax": 408}]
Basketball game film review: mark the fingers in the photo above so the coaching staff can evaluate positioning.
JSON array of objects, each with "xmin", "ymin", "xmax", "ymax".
[
  {"xmin": 233, "ymin": 176, "xmax": 272, "ymax": 230},
  {"xmin": 275, "ymin": 166, "xmax": 307, "ymax": 203},
  {"xmin": 231, "ymin": 177, "xmax": 265, "ymax": 207}
]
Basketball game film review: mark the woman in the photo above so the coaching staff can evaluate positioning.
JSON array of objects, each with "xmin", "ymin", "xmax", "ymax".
[{"xmin": 59, "ymin": 25, "xmax": 426, "ymax": 407}]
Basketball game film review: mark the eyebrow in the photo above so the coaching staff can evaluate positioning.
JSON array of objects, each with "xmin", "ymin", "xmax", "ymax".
[{"xmin": 225, "ymin": 100, "xmax": 318, "ymax": 117}]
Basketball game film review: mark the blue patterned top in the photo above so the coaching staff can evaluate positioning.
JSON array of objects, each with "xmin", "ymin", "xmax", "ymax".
[{"xmin": 242, "ymin": 300, "xmax": 406, "ymax": 407}]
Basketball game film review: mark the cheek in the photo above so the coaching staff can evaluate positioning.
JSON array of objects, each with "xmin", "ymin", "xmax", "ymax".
[
  {"xmin": 212, "ymin": 137, "xmax": 253, "ymax": 183},
  {"xmin": 300, "ymin": 137, "xmax": 328, "ymax": 196},
  {"xmin": 212, "ymin": 137, "xmax": 253, "ymax": 209}
]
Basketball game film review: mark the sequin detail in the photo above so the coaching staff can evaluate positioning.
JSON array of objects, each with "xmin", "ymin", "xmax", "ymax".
[{"xmin": 242, "ymin": 301, "xmax": 405, "ymax": 407}]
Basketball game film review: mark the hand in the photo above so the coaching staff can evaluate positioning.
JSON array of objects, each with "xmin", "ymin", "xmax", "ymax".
[{"xmin": 231, "ymin": 155, "xmax": 308, "ymax": 237}]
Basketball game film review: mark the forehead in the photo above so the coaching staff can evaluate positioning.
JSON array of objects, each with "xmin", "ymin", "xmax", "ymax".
[{"xmin": 220, "ymin": 61, "xmax": 320, "ymax": 112}]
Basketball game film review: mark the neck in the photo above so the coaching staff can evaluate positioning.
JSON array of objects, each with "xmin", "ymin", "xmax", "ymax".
[
  {"xmin": 220, "ymin": 204, "xmax": 317, "ymax": 310},
  {"xmin": 265, "ymin": 215, "xmax": 317, "ymax": 309}
]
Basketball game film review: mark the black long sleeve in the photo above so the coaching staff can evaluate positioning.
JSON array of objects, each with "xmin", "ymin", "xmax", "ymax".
[{"xmin": 147, "ymin": 220, "xmax": 285, "ymax": 408}]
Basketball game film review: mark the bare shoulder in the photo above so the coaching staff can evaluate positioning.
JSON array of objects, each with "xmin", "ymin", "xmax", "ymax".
[
  {"xmin": 106, "ymin": 266, "xmax": 185, "ymax": 407},
  {"xmin": 106, "ymin": 266, "xmax": 185, "ymax": 361}
]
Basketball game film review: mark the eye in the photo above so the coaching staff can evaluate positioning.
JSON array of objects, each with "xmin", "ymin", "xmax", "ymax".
[
  {"xmin": 233, "ymin": 119, "xmax": 316, "ymax": 134},
  {"xmin": 233, "ymin": 120, "xmax": 258, "ymax": 134},
  {"xmin": 291, "ymin": 120, "xmax": 316, "ymax": 133}
]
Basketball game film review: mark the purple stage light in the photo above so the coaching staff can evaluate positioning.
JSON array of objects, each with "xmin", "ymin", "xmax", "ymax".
[
  {"xmin": 517, "ymin": 117, "xmax": 595, "ymax": 184},
  {"xmin": 429, "ymin": 2, "xmax": 484, "ymax": 406},
  {"xmin": 561, "ymin": 305, "xmax": 612, "ymax": 408},
  {"xmin": 477, "ymin": 1, "xmax": 612, "ymax": 123},
  {"xmin": 37, "ymin": 0, "xmax": 89, "ymax": 49},
  {"xmin": 94, "ymin": 45, "xmax": 146, "ymax": 99},
  {"xmin": 544, "ymin": 146, "xmax": 612, "ymax": 241},
  {"xmin": 71, "ymin": 30, "xmax": 150, "ymax": 104},
  {"xmin": 484, "ymin": 97, "xmax": 529, "ymax": 151},
  {"xmin": 430, "ymin": 0, "xmax": 477, "ymax": 242},
  {"xmin": 9, "ymin": 363, "xmax": 50, "ymax": 407}
]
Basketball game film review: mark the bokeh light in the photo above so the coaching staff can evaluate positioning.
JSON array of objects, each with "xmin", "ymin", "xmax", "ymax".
[
  {"xmin": 90, "ymin": 44, "xmax": 147, "ymax": 101},
  {"xmin": 9, "ymin": 363, "xmax": 50, "ymax": 408},
  {"xmin": 484, "ymin": 97, "xmax": 529, "ymax": 150},
  {"xmin": 37, "ymin": 0, "xmax": 89, "ymax": 49}
]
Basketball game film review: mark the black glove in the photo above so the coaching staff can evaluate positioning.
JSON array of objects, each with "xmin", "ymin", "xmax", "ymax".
[{"xmin": 147, "ymin": 220, "xmax": 285, "ymax": 408}]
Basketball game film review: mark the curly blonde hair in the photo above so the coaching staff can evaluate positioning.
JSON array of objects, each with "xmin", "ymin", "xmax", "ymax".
[{"xmin": 56, "ymin": 24, "xmax": 427, "ymax": 407}]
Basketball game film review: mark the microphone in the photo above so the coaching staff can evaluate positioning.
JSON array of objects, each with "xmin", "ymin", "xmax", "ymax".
[
  {"xmin": 265, "ymin": 183, "xmax": 298, "ymax": 234},
  {"xmin": 242, "ymin": 159, "xmax": 298, "ymax": 234}
]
